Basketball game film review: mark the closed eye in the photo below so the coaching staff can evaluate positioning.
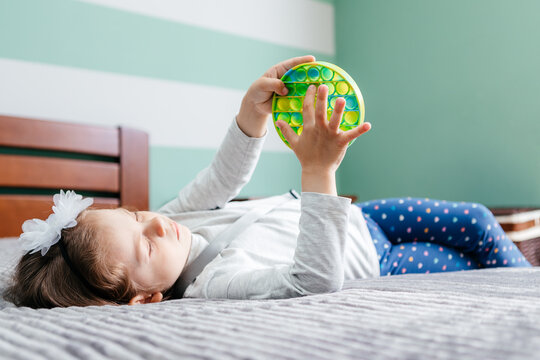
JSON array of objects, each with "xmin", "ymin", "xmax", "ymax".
[{"xmin": 134, "ymin": 211, "xmax": 151, "ymax": 256}]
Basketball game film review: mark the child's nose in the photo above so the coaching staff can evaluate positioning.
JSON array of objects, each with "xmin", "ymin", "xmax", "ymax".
[{"xmin": 150, "ymin": 217, "xmax": 166, "ymax": 237}]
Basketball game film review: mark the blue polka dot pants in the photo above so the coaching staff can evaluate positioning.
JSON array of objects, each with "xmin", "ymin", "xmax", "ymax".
[{"xmin": 355, "ymin": 197, "xmax": 531, "ymax": 276}]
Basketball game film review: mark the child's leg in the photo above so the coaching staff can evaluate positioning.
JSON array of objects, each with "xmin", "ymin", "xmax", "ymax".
[
  {"xmin": 363, "ymin": 214, "xmax": 391, "ymax": 272},
  {"xmin": 364, "ymin": 214, "xmax": 480, "ymax": 275},
  {"xmin": 383, "ymin": 241, "xmax": 481, "ymax": 275},
  {"xmin": 356, "ymin": 197, "xmax": 531, "ymax": 268}
]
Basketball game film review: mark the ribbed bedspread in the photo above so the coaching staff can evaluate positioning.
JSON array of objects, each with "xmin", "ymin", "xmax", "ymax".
[{"xmin": 1, "ymin": 238, "xmax": 539, "ymax": 360}]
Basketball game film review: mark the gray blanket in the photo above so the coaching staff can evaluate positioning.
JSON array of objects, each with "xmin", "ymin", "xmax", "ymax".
[{"xmin": 1, "ymin": 238, "xmax": 539, "ymax": 360}]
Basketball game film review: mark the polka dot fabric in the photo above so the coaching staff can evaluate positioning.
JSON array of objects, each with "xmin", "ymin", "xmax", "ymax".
[{"xmin": 355, "ymin": 197, "xmax": 531, "ymax": 276}]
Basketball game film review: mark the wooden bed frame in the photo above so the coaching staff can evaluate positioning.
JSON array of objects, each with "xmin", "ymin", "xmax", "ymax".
[{"xmin": 0, "ymin": 114, "xmax": 149, "ymax": 237}]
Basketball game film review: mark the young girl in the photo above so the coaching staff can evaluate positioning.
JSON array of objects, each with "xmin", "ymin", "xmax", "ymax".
[{"xmin": 4, "ymin": 56, "xmax": 531, "ymax": 309}]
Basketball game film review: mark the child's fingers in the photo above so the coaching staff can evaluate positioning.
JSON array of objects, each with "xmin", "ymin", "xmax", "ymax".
[
  {"xmin": 276, "ymin": 120, "xmax": 299, "ymax": 146},
  {"xmin": 259, "ymin": 77, "xmax": 288, "ymax": 96},
  {"xmin": 315, "ymin": 85, "xmax": 329, "ymax": 127},
  {"xmin": 342, "ymin": 122, "xmax": 372, "ymax": 144},
  {"xmin": 302, "ymin": 85, "xmax": 316, "ymax": 128},
  {"xmin": 328, "ymin": 97, "xmax": 346, "ymax": 132},
  {"xmin": 272, "ymin": 55, "xmax": 316, "ymax": 78}
]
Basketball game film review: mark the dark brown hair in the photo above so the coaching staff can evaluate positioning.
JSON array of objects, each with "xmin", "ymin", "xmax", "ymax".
[{"xmin": 3, "ymin": 209, "xmax": 140, "ymax": 308}]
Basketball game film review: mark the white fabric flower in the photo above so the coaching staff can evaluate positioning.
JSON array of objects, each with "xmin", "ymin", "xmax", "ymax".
[{"xmin": 19, "ymin": 190, "xmax": 94, "ymax": 256}]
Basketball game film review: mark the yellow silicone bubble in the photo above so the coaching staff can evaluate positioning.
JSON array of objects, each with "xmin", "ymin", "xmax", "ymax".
[
  {"xmin": 344, "ymin": 111, "xmax": 359, "ymax": 124},
  {"xmin": 297, "ymin": 126, "xmax": 303, "ymax": 135},
  {"xmin": 336, "ymin": 82, "xmax": 349, "ymax": 95},
  {"xmin": 333, "ymin": 73, "xmax": 345, "ymax": 81},
  {"xmin": 329, "ymin": 97, "xmax": 337, "ymax": 109},
  {"xmin": 277, "ymin": 97, "xmax": 290, "ymax": 111},
  {"xmin": 326, "ymin": 82, "xmax": 335, "ymax": 95}
]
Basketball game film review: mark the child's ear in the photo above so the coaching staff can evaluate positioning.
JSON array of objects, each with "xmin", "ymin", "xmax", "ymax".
[{"xmin": 128, "ymin": 292, "xmax": 163, "ymax": 305}]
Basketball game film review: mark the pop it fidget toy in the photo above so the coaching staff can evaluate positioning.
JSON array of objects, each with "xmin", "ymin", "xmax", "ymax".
[{"xmin": 272, "ymin": 61, "xmax": 365, "ymax": 148}]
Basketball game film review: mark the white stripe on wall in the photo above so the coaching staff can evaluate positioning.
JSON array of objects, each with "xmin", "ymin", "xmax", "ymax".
[
  {"xmin": 77, "ymin": 0, "xmax": 335, "ymax": 55},
  {"xmin": 0, "ymin": 58, "xmax": 289, "ymax": 152}
]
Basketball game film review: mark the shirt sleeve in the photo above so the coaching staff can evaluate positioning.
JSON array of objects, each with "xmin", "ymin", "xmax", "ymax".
[
  {"xmin": 158, "ymin": 117, "xmax": 266, "ymax": 214},
  {"xmin": 203, "ymin": 192, "xmax": 351, "ymax": 299}
]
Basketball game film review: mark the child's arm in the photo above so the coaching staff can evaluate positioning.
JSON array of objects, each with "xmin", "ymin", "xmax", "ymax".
[
  {"xmin": 158, "ymin": 55, "xmax": 317, "ymax": 214},
  {"xmin": 199, "ymin": 85, "xmax": 372, "ymax": 299},
  {"xmin": 277, "ymin": 84, "xmax": 372, "ymax": 197}
]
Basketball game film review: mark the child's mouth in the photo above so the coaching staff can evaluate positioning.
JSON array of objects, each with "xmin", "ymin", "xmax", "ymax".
[{"xmin": 174, "ymin": 222, "xmax": 180, "ymax": 241}]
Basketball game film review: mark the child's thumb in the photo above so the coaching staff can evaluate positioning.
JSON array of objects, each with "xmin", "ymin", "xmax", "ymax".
[{"xmin": 276, "ymin": 120, "xmax": 297, "ymax": 145}]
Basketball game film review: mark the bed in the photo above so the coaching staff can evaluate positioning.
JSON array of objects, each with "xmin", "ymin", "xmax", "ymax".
[
  {"xmin": 1, "ymin": 115, "xmax": 539, "ymax": 360},
  {"xmin": 0, "ymin": 114, "xmax": 148, "ymax": 237}
]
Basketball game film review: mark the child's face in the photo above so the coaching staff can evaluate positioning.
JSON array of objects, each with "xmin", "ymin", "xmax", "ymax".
[{"xmin": 88, "ymin": 209, "xmax": 192, "ymax": 297}]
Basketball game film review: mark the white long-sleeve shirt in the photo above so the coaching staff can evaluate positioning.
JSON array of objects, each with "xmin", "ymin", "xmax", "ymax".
[{"xmin": 158, "ymin": 118, "xmax": 380, "ymax": 299}]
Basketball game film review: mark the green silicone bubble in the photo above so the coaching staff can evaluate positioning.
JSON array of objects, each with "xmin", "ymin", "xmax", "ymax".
[
  {"xmin": 285, "ymin": 83, "xmax": 296, "ymax": 96},
  {"xmin": 296, "ymin": 82, "xmax": 308, "ymax": 95},
  {"xmin": 290, "ymin": 112, "xmax": 303, "ymax": 126},
  {"xmin": 277, "ymin": 112, "xmax": 290, "ymax": 122},
  {"xmin": 290, "ymin": 98, "xmax": 302, "ymax": 111},
  {"xmin": 272, "ymin": 61, "xmax": 365, "ymax": 149},
  {"xmin": 321, "ymin": 67, "xmax": 334, "ymax": 81},
  {"xmin": 293, "ymin": 68, "xmax": 307, "ymax": 82}
]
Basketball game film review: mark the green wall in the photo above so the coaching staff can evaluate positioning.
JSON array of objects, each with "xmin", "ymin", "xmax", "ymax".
[
  {"xmin": 150, "ymin": 147, "xmax": 302, "ymax": 209},
  {"xmin": 335, "ymin": 0, "xmax": 540, "ymax": 206}
]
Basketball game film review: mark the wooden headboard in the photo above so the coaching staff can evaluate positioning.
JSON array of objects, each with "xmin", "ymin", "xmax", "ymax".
[{"xmin": 0, "ymin": 115, "xmax": 149, "ymax": 237}]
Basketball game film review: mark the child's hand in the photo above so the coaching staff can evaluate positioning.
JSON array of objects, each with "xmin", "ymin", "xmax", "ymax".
[
  {"xmin": 236, "ymin": 55, "xmax": 316, "ymax": 138},
  {"xmin": 276, "ymin": 84, "xmax": 371, "ymax": 195}
]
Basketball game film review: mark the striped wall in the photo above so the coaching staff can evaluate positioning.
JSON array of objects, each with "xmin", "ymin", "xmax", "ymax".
[{"xmin": 0, "ymin": 0, "xmax": 335, "ymax": 209}]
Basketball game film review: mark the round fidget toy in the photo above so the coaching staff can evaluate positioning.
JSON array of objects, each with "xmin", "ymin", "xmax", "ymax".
[{"xmin": 272, "ymin": 61, "xmax": 365, "ymax": 148}]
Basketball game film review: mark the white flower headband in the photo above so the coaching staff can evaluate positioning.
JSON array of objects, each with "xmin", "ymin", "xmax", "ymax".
[{"xmin": 19, "ymin": 190, "xmax": 94, "ymax": 256}]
